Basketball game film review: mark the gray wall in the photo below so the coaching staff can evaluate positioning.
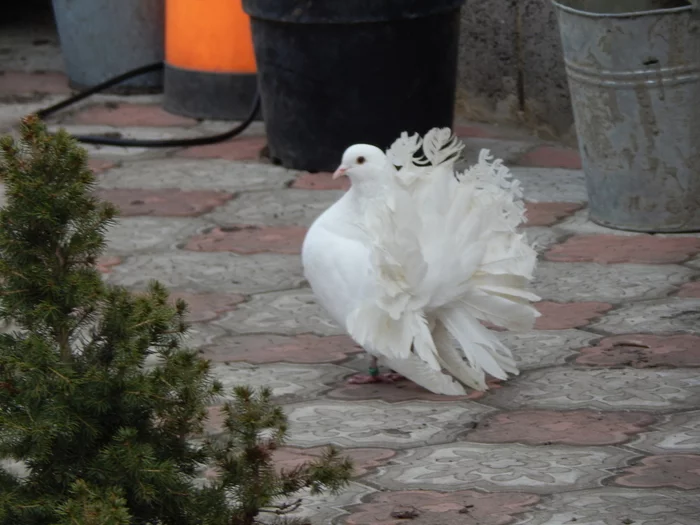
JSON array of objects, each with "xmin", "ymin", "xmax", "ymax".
[{"xmin": 456, "ymin": 0, "xmax": 575, "ymax": 142}]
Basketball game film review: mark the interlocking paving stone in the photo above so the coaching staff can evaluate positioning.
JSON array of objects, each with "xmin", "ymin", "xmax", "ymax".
[
  {"xmin": 545, "ymin": 235, "xmax": 700, "ymax": 264},
  {"xmin": 576, "ymin": 334, "xmax": 700, "ymax": 368},
  {"xmin": 104, "ymin": 217, "xmax": 210, "ymax": 255},
  {"xmin": 211, "ymin": 289, "xmax": 343, "ymax": 336},
  {"xmin": 97, "ymin": 158, "xmax": 296, "ymax": 191},
  {"xmin": 367, "ymin": 442, "xmax": 635, "ymax": 493},
  {"xmin": 343, "ymin": 490, "xmax": 539, "ymax": 525},
  {"xmin": 518, "ymin": 488, "xmax": 699, "ymax": 525},
  {"xmin": 204, "ymin": 188, "xmax": 344, "ymax": 227},
  {"xmin": 105, "ymin": 252, "xmax": 305, "ymax": 295},
  {"xmin": 627, "ymin": 410, "xmax": 700, "ymax": 456},
  {"xmin": 590, "ymin": 298, "xmax": 700, "ymax": 335},
  {"xmin": 283, "ymin": 400, "xmax": 495, "ymax": 449},
  {"xmin": 199, "ymin": 334, "xmax": 361, "ymax": 364},
  {"xmin": 210, "ymin": 362, "xmax": 351, "ymax": 403},
  {"xmin": 485, "ymin": 368, "xmax": 700, "ymax": 412},
  {"xmin": 532, "ymin": 261, "xmax": 694, "ymax": 303},
  {"xmin": 510, "ymin": 167, "xmax": 588, "ymax": 203},
  {"xmin": 614, "ymin": 455, "xmax": 700, "ymax": 490},
  {"xmin": 465, "ymin": 410, "xmax": 655, "ymax": 446}
]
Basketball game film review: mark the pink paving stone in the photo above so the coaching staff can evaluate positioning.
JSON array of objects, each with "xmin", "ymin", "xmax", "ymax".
[
  {"xmin": 535, "ymin": 301, "xmax": 613, "ymax": 330},
  {"xmin": 516, "ymin": 145, "xmax": 582, "ymax": 169},
  {"xmin": 177, "ymin": 135, "xmax": 267, "ymax": 161},
  {"xmin": 184, "ymin": 225, "xmax": 307, "ymax": 255},
  {"xmin": 524, "ymin": 201, "xmax": 584, "ymax": 227},
  {"xmin": 273, "ymin": 447, "xmax": 395, "ymax": 477},
  {"xmin": 72, "ymin": 103, "xmax": 198, "ymax": 127},
  {"xmin": 615, "ymin": 455, "xmax": 700, "ymax": 490},
  {"xmin": 677, "ymin": 281, "xmax": 700, "ymax": 298},
  {"xmin": 291, "ymin": 171, "xmax": 351, "ymax": 190},
  {"xmin": 168, "ymin": 293, "xmax": 246, "ymax": 324},
  {"xmin": 465, "ymin": 409, "xmax": 655, "ymax": 446},
  {"xmin": 576, "ymin": 334, "xmax": 700, "ymax": 368},
  {"xmin": 327, "ymin": 378, "xmax": 501, "ymax": 403},
  {"xmin": 88, "ymin": 158, "xmax": 117, "ymax": 174},
  {"xmin": 545, "ymin": 234, "xmax": 700, "ymax": 264},
  {"xmin": 96, "ymin": 188, "xmax": 233, "ymax": 217},
  {"xmin": 344, "ymin": 490, "xmax": 539, "ymax": 525},
  {"xmin": 200, "ymin": 334, "xmax": 363, "ymax": 364},
  {"xmin": 0, "ymin": 71, "xmax": 71, "ymax": 95},
  {"xmin": 97, "ymin": 256, "xmax": 121, "ymax": 274}
]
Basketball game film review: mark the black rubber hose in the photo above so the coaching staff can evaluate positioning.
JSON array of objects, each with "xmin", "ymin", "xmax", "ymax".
[{"xmin": 35, "ymin": 61, "xmax": 261, "ymax": 148}]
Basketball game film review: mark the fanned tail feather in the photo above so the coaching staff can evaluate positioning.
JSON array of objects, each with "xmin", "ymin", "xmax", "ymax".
[{"xmin": 348, "ymin": 128, "xmax": 540, "ymax": 395}]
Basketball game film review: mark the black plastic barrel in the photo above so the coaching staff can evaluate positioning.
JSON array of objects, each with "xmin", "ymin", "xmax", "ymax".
[{"xmin": 242, "ymin": 0, "xmax": 466, "ymax": 171}]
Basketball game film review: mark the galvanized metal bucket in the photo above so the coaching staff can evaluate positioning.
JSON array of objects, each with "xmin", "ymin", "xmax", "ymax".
[
  {"xmin": 552, "ymin": 0, "xmax": 700, "ymax": 232},
  {"xmin": 52, "ymin": 0, "xmax": 164, "ymax": 93}
]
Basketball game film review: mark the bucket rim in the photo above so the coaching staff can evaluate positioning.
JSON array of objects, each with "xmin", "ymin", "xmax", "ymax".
[{"xmin": 551, "ymin": 0, "xmax": 695, "ymax": 18}]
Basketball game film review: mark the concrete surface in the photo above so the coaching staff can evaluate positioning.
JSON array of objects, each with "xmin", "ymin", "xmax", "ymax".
[{"xmin": 1, "ymin": 11, "xmax": 700, "ymax": 525}]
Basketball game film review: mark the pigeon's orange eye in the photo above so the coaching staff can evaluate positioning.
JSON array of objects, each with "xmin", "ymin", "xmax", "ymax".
[{"xmin": 357, "ymin": 156, "xmax": 366, "ymax": 165}]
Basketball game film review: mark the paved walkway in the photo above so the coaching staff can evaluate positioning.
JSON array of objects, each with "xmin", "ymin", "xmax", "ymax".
[{"xmin": 1, "ymin": 39, "xmax": 700, "ymax": 525}]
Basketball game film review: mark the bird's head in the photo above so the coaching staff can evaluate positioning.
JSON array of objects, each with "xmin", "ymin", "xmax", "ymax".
[{"xmin": 332, "ymin": 144, "xmax": 387, "ymax": 186}]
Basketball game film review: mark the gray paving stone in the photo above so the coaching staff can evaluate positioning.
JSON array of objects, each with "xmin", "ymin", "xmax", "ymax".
[
  {"xmin": 554, "ymin": 209, "xmax": 642, "ymax": 237},
  {"xmin": 517, "ymin": 488, "xmax": 699, "ymax": 525},
  {"xmin": 456, "ymin": 138, "xmax": 534, "ymax": 169},
  {"xmin": 210, "ymin": 362, "xmax": 351, "ymax": 404},
  {"xmin": 500, "ymin": 329, "xmax": 598, "ymax": 370},
  {"xmin": 524, "ymin": 226, "xmax": 562, "ymax": 253},
  {"xmin": 487, "ymin": 368, "xmax": 700, "ymax": 412},
  {"xmin": 97, "ymin": 158, "xmax": 297, "ymax": 192},
  {"xmin": 211, "ymin": 289, "xmax": 343, "ymax": 337},
  {"xmin": 283, "ymin": 399, "xmax": 494, "ymax": 449},
  {"xmin": 532, "ymin": 261, "xmax": 694, "ymax": 303},
  {"xmin": 368, "ymin": 442, "xmax": 635, "ymax": 494},
  {"xmin": 627, "ymin": 410, "xmax": 700, "ymax": 456},
  {"xmin": 590, "ymin": 297, "xmax": 700, "ymax": 335},
  {"xmin": 104, "ymin": 217, "xmax": 210, "ymax": 255},
  {"xmin": 105, "ymin": 252, "xmax": 304, "ymax": 295},
  {"xmin": 510, "ymin": 167, "xmax": 588, "ymax": 203},
  {"xmin": 204, "ymin": 189, "xmax": 343, "ymax": 227}
]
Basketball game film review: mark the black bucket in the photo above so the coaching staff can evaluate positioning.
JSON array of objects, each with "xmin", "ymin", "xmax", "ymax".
[{"xmin": 242, "ymin": 0, "xmax": 466, "ymax": 171}]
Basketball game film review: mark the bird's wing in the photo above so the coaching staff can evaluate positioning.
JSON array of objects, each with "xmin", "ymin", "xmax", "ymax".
[{"xmin": 346, "ymin": 128, "xmax": 540, "ymax": 394}]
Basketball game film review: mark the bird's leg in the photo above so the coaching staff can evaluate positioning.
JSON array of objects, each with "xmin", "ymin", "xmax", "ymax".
[{"xmin": 347, "ymin": 356, "xmax": 406, "ymax": 384}]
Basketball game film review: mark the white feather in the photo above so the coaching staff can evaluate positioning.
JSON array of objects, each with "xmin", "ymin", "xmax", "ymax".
[{"xmin": 302, "ymin": 128, "xmax": 540, "ymax": 395}]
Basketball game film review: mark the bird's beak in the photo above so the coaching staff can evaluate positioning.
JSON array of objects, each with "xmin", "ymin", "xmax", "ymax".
[{"xmin": 332, "ymin": 165, "xmax": 348, "ymax": 179}]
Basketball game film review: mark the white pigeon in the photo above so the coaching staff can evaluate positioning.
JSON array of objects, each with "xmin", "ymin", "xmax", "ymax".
[{"xmin": 301, "ymin": 128, "xmax": 540, "ymax": 395}]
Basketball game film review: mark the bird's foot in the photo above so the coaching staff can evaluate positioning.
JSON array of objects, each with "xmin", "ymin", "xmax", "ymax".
[{"xmin": 347, "ymin": 371, "xmax": 406, "ymax": 385}]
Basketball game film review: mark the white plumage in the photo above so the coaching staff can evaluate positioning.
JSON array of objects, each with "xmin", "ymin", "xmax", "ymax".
[{"xmin": 302, "ymin": 128, "xmax": 540, "ymax": 395}]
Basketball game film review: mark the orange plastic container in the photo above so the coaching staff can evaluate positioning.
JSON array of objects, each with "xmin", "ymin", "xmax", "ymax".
[{"xmin": 163, "ymin": 0, "xmax": 259, "ymax": 120}]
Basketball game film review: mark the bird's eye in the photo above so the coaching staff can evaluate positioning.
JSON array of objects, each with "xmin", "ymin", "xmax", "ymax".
[{"xmin": 357, "ymin": 156, "xmax": 366, "ymax": 165}]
